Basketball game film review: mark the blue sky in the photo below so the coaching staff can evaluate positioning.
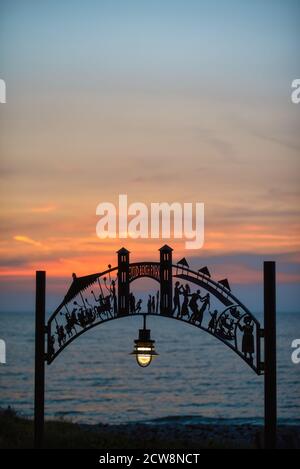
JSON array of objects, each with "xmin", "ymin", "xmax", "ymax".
[{"xmin": 0, "ymin": 0, "xmax": 299, "ymax": 312}]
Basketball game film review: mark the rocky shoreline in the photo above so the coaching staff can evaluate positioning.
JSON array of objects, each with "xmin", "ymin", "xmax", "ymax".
[
  {"xmin": 80, "ymin": 420, "xmax": 300, "ymax": 449},
  {"xmin": 1, "ymin": 408, "xmax": 299, "ymax": 449}
]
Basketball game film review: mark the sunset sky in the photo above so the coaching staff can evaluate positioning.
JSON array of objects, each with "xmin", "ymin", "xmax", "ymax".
[{"xmin": 0, "ymin": 0, "xmax": 299, "ymax": 311}]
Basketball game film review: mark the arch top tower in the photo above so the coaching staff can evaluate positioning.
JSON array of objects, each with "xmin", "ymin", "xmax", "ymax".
[
  {"xmin": 159, "ymin": 245, "xmax": 173, "ymax": 316},
  {"xmin": 117, "ymin": 247, "xmax": 130, "ymax": 316}
]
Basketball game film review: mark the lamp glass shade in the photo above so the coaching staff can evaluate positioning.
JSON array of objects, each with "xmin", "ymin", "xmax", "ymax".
[
  {"xmin": 131, "ymin": 329, "xmax": 158, "ymax": 368},
  {"xmin": 136, "ymin": 352, "xmax": 152, "ymax": 367}
]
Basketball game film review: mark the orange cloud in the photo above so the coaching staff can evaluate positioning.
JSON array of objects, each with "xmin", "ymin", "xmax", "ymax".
[
  {"xmin": 29, "ymin": 205, "xmax": 57, "ymax": 213},
  {"xmin": 13, "ymin": 235, "xmax": 43, "ymax": 248}
]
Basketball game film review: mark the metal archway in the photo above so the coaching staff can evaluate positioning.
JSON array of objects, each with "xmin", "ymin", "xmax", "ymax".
[
  {"xmin": 46, "ymin": 265, "xmax": 263, "ymax": 374},
  {"xmin": 34, "ymin": 246, "xmax": 277, "ymax": 449}
]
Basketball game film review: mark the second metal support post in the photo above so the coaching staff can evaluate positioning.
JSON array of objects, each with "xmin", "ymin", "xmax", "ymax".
[
  {"xmin": 34, "ymin": 270, "xmax": 46, "ymax": 449},
  {"xmin": 264, "ymin": 261, "xmax": 277, "ymax": 449}
]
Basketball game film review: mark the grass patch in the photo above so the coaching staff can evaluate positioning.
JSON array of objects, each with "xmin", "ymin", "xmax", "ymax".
[{"xmin": 0, "ymin": 407, "xmax": 251, "ymax": 449}]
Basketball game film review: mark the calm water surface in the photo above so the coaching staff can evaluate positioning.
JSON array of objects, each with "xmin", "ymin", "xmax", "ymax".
[{"xmin": 0, "ymin": 311, "xmax": 299, "ymax": 425}]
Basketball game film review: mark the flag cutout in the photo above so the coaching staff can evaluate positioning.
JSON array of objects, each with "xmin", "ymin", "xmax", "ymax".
[
  {"xmin": 218, "ymin": 278, "xmax": 231, "ymax": 291},
  {"xmin": 177, "ymin": 257, "xmax": 189, "ymax": 268},
  {"xmin": 198, "ymin": 266, "xmax": 211, "ymax": 277}
]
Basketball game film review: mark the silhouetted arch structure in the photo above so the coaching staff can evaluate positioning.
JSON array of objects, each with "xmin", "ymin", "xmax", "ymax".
[
  {"xmin": 46, "ymin": 245, "xmax": 262, "ymax": 374},
  {"xmin": 34, "ymin": 246, "xmax": 277, "ymax": 449}
]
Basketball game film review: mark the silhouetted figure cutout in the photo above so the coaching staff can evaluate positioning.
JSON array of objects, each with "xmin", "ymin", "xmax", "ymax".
[
  {"xmin": 188, "ymin": 291, "xmax": 210, "ymax": 326},
  {"xmin": 156, "ymin": 291, "xmax": 159, "ymax": 313},
  {"xmin": 238, "ymin": 316, "xmax": 254, "ymax": 363},
  {"xmin": 189, "ymin": 290, "xmax": 202, "ymax": 324},
  {"xmin": 147, "ymin": 295, "xmax": 152, "ymax": 314},
  {"xmin": 229, "ymin": 306, "xmax": 240, "ymax": 319},
  {"xmin": 129, "ymin": 292, "xmax": 136, "ymax": 313},
  {"xmin": 198, "ymin": 292, "xmax": 210, "ymax": 316},
  {"xmin": 102, "ymin": 277, "xmax": 114, "ymax": 318},
  {"xmin": 179, "ymin": 284, "xmax": 190, "ymax": 319},
  {"xmin": 151, "ymin": 296, "xmax": 155, "ymax": 313},
  {"xmin": 84, "ymin": 299, "xmax": 97, "ymax": 325},
  {"xmin": 65, "ymin": 313, "xmax": 74, "ymax": 337},
  {"xmin": 86, "ymin": 306, "xmax": 95, "ymax": 324},
  {"xmin": 91, "ymin": 290, "xmax": 111, "ymax": 319},
  {"xmin": 49, "ymin": 335, "xmax": 55, "ymax": 356},
  {"xmin": 74, "ymin": 302, "xmax": 87, "ymax": 326},
  {"xmin": 208, "ymin": 310, "xmax": 218, "ymax": 332},
  {"xmin": 56, "ymin": 324, "xmax": 66, "ymax": 347},
  {"xmin": 110, "ymin": 280, "xmax": 118, "ymax": 316},
  {"xmin": 218, "ymin": 313, "xmax": 234, "ymax": 340},
  {"xmin": 60, "ymin": 310, "xmax": 77, "ymax": 337},
  {"xmin": 135, "ymin": 299, "xmax": 142, "ymax": 313},
  {"xmin": 71, "ymin": 309, "xmax": 77, "ymax": 328},
  {"xmin": 172, "ymin": 281, "xmax": 182, "ymax": 316}
]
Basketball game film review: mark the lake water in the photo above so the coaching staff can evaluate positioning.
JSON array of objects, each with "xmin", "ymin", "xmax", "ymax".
[{"xmin": 0, "ymin": 311, "xmax": 299, "ymax": 425}]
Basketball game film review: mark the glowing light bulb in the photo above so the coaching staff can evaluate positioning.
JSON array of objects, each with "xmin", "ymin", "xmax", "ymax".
[
  {"xmin": 136, "ymin": 353, "xmax": 152, "ymax": 367},
  {"xmin": 130, "ymin": 318, "xmax": 158, "ymax": 368}
]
